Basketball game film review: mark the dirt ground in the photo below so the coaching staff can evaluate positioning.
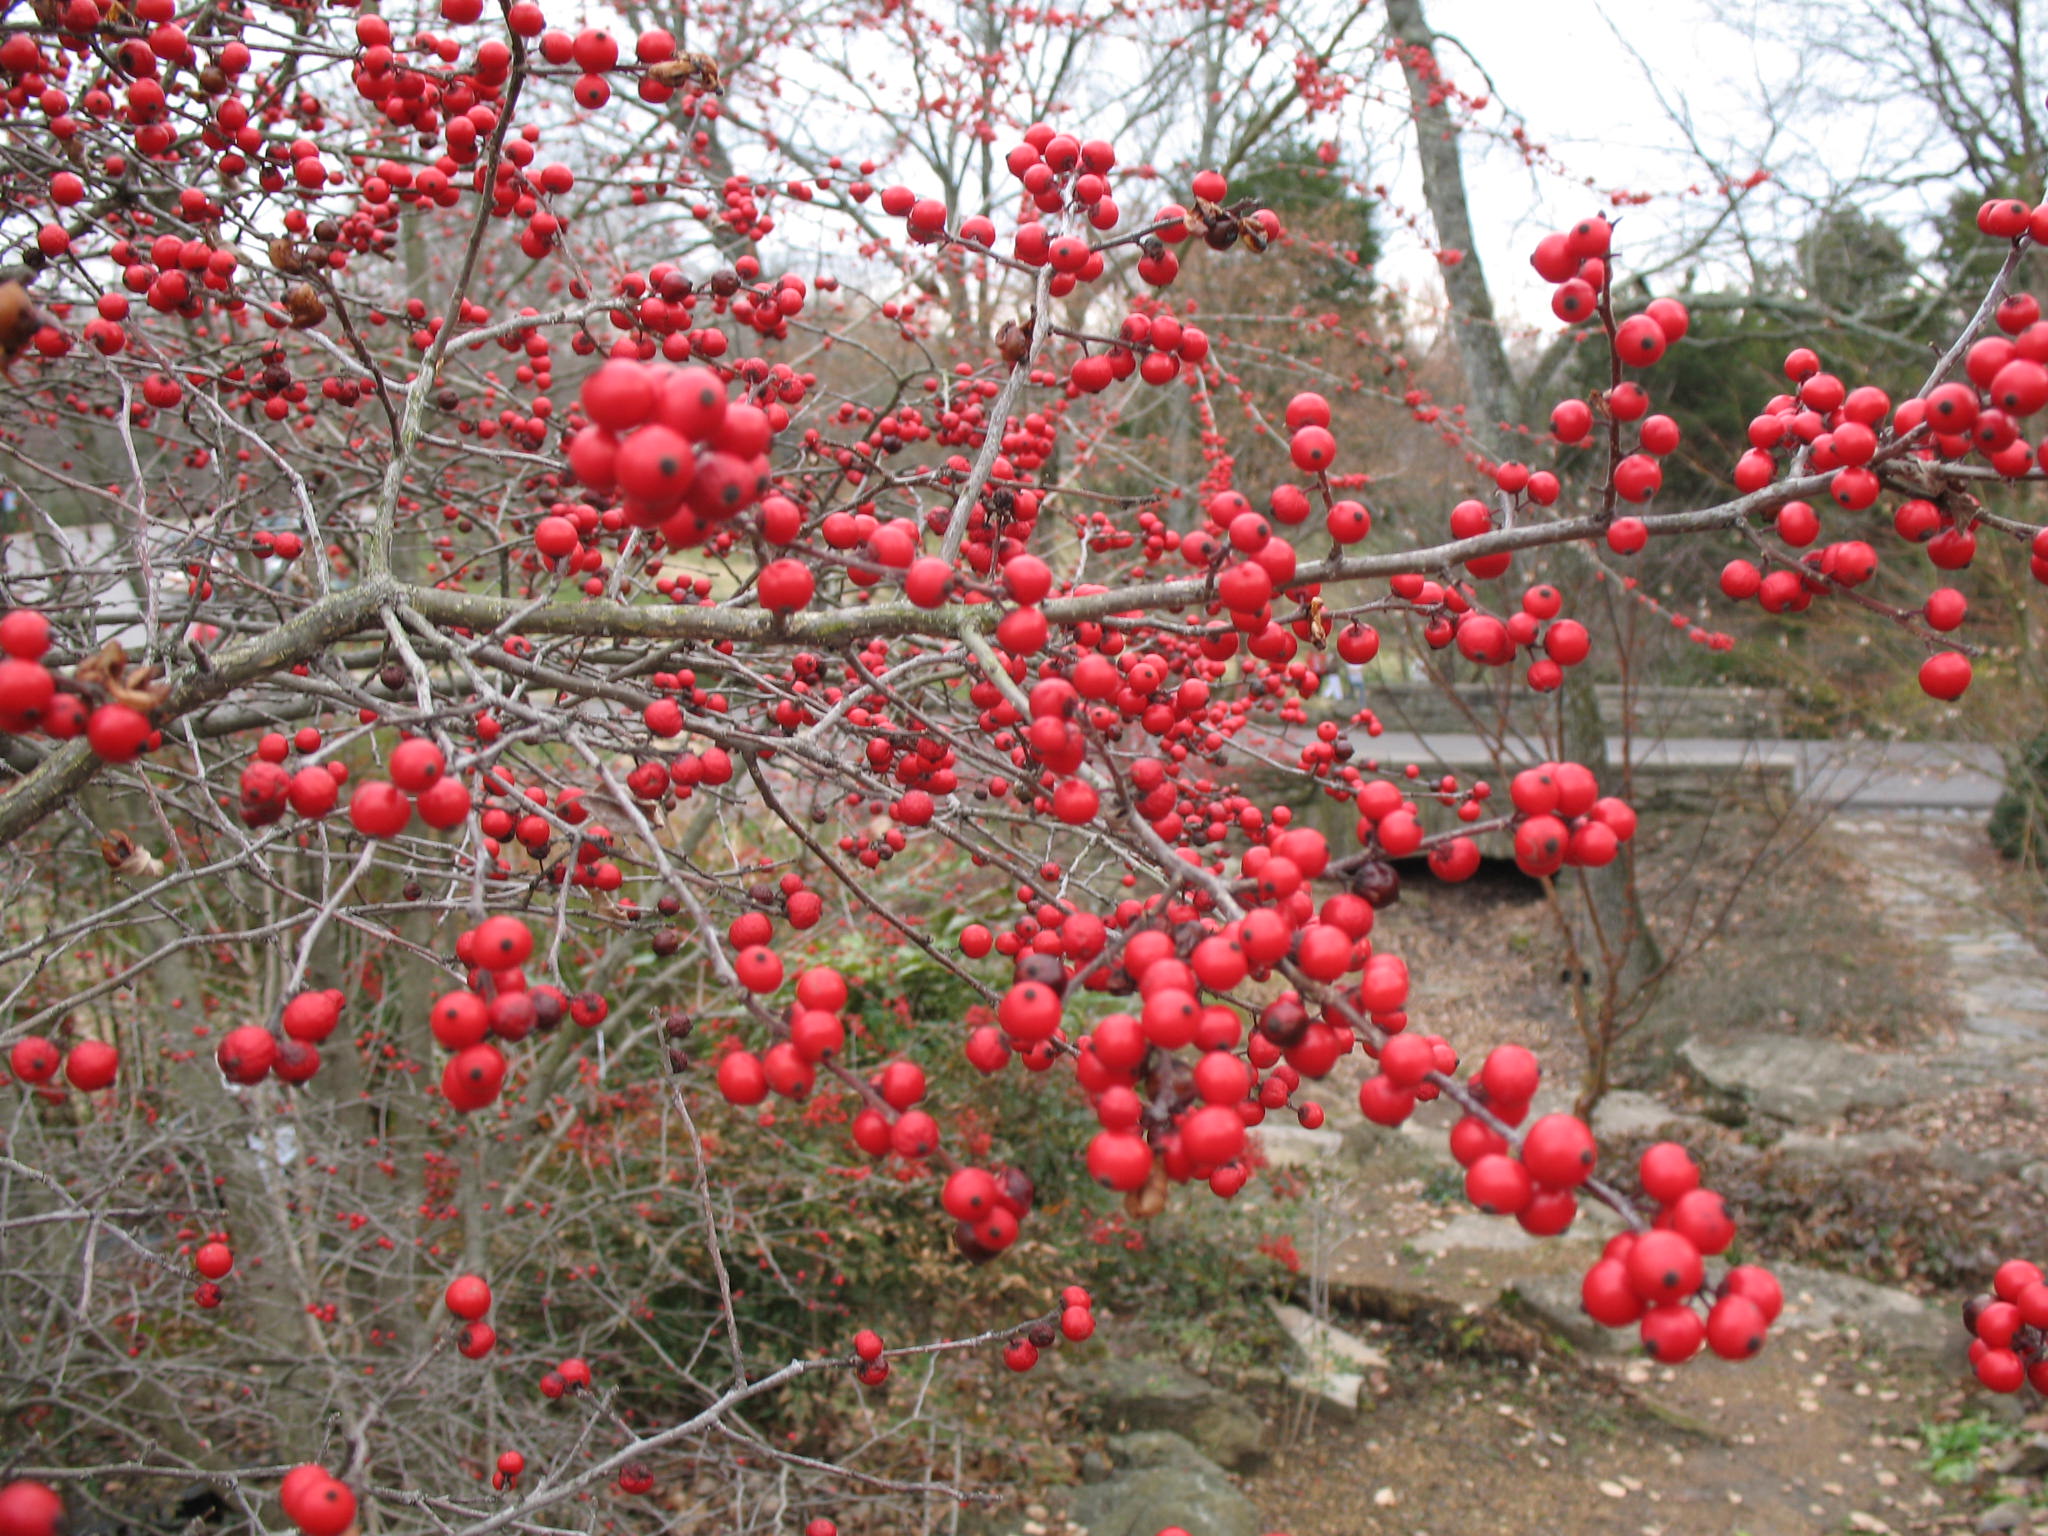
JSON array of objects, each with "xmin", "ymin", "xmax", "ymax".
[{"xmin": 1240, "ymin": 1341, "xmax": 1973, "ymax": 1536}]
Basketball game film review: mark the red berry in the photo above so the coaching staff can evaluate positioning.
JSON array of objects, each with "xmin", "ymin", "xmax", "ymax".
[
  {"xmin": 1637, "ymin": 1141, "xmax": 1699, "ymax": 1204},
  {"xmin": 444, "ymin": 1273, "xmax": 493, "ymax": 1320},
  {"xmin": 1626, "ymin": 1230, "xmax": 1703, "ymax": 1304},
  {"xmin": 1640, "ymin": 1303, "xmax": 1705, "ymax": 1363},
  {"xmin": 1519, "ymin": 1113, "xmax": 1597, "ymax": 1188},
  {"xmin": 0, "ymin": 1481, "xmax": 65, "ymax": 1536}
]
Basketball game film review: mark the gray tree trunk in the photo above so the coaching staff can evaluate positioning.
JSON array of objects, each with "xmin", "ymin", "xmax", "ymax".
[{"xmin": 1383, "ymin": 0, "xmax": 1664, "ymax": 1028}]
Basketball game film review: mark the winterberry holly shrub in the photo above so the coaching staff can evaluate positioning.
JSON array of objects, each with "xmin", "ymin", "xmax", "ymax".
[{"xmin": 0, "ymin": 2, "xmax": 2044, "ymax": 1533}]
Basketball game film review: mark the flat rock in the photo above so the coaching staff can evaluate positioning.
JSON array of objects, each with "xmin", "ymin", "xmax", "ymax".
[
  {"xmin": 1974, "ymin": 1503, "xmax": 2032, "ymax": 1534},
  {"xmin": 1267, "ymin": 1301, "xmax": 1385, "ymax": 1415},
  {"xmin": 1771, "ymin": 1261, "xmax": 1950, "ymax": 1355},
  {"xmin": 1931, "ymin": 1145, "xmax": 2035, "ymax": 1179},
  {"xmin": 1679, "ymin": 1034, "xmax": 1925, "ymax": 1124},
  {"xmin": 1070, "ymin": 1360, "xmax": 1267, "ymax": 1472},
  {"xmin": 1506, "ymin": 1271, "xmax": 1633, "ymax": 1356},
  {"xmin": 1267, "ymin": 1301, "xmax": 1388, "ymax": 1371},
  {"xmin": 1068, "ymin": 1432, "xmax": 1262, "ymax": 1536},
  {"xmin": 1103, "ymin": 1431, "xmax": 1217, "ymax": 1472},
  {"xmin": 1997, "ymin": 1436, "xmax": 2048, "ymax": 1478},
  {"xmin": 1410, "ymin": 1213, "xmax": 1540, "ymax": 1256},
  {"xmin": 1592, "ymin": 1089, "xmax": 1707, "ymax": 1139},
  {"xmin": 1774, "ymin": 1129, "xmax": 1922, "ymax": 1166},
  {"xmin": 1252, "ymin": 1123, "xmax": 1346, "ymax": 1169}
]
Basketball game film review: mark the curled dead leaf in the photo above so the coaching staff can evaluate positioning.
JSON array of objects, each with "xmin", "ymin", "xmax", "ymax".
[
  {"xmin": 100, "ymin": 832, "xmax": 165, "ymax": 880},
  {"xmin": 646, "ymin": 52, "xmax": 722, "ymax": 92},
  {"xmin": 285, "ymin": 282, "xmax": 327, "ymax": 330},
  {"xmin": 1123, "ymin": 1157, "xmax": 1169, "ymax": 1220},
  {"xmin": 1306, "ymin": 594, "xmax": 1332, "ymax": 648},
  {"xmin": 73, "ymin": 640, "xmax": 168, "ymax": 712},
  {"xmin": 0, "ymin": 280, "xmax": 39, "ymax": 367}
]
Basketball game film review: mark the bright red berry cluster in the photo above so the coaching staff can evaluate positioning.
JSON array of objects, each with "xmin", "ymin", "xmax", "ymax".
[
  {"xmin": 1577, "ymin": 1143, "xmax": 1779, "ymax": 1362},
  {"xmin": 566, "ymin": 358, "xmax": 773, "ymax": 552},
  {"xmin": 1966, "ymin": 1259, "xmax": 2048, "ymax": 1393}
]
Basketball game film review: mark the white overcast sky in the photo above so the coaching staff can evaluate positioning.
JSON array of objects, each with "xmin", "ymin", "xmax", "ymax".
[{"xmin": 1374, "ymin": 0, "xmax": 1952, "ymax": 325}]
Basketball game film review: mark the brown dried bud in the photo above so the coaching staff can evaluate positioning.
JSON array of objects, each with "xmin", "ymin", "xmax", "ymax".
[
  {"xmin": 650, "ymin": 927, "xmax": 683, "ymax": 957},
  {"xmin": 647, "ymin": 52, "xmax": 722, "ymax": 92},
  {"xmin": 268, "ymin": 237, "xmax": 303, "ymax": 275},
  {"xmin": 0, "ymin": 280, "xmax": 37, "ymax": 359},
  {"xmin": 1353, "ymin": 859, "xmax": 1401, "ymax": 909},
  {"xmin": 952, "ymin": 1220, "xmax": 998, "ymax": 1265},
  {"xmin": 284, "ymin": 282, "xmax": 327, "ymax": 330},
  {"xmin": 662, "ymin": 1012, "xmax": 693, "ymax": 1040},
  {"xmin": 1257, "ymin": 996, "xmax": 1309, "ymax": 1048},
  {"xmin": 377, "ymin": 661, "xmax": 408, "ymax": 693},
  {"xmin": 1202, "ymin": 219, "xmax": 1240, "ymax": 252},
  {"xmin": 1122, "ymin": 1158, "xmax": 1169, "ymax": 1219},
  {"xmin": 995, "ymin": 319, "xmax": 1030, "ymax": 367}
]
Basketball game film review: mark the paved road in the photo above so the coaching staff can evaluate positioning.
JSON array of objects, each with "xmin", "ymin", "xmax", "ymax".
[{"xmin": 1342, "ymin": 731, "xmax": 2008, "ymax": 812}]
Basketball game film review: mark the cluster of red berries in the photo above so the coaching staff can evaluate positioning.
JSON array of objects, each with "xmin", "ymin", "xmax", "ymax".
[
  {"xmin": 1070, "ymin": 310, "xmax": 1211, "ymax": 394},
  {"xmin": 566, "ymin": 356, "xmax": 773, "ymax": 552},
  {"xmin": 1707, "ymin": 222, "xmax": 2048, "ymax": 697},
  {"xmin": 491, "ymin": 1450, "xmax": 525, "ymax": 1491},
  {"xmin": 1440, "ymin": 1052, "xmax": 1601, "ymax": 1234},
  {"xmin": 7, "ymin": 1032, "xmax": 120, "ymax": 1093},
  {"xmin": 236, "ymin": 727, "xmax": 344, "ymax": 824},
  {"xmin": 537, "ymin": 1354, "xmax": 594, "ymax": 1400},
  {"xmin": 1362, "ymin": 1038, "xmax": 1771, "ymax": 1368},
  {"xmin": 933, "ymin": 1165, "xmax": 1039, "ymax": 1261},
  {"xmin": 1580, "ymin": 1143, "xmax": 1779, "ymax": 1362},
  {"xmin": 208, "ymin": 986, "xmax": 351, "ymax": 1091},
  {"xmin": 278, "ymin": 1465, "xmax": 357, "ymax": 1536},
  {"xmin": 444, "ymin": 1272, "xmax": 498, "ymax": 1359},
  {"xmin": 467, "ymin": 770, "xmax": 639, "ymax": 890},
  {"xmin": 1965, "ymin": 1258, "xmax": 2048, "ymax": 1393},
  {"xmin": 849, "ymin": 1287, "xmax": 1094, "ymax": 1387},
  {"xmin": 1534, "ymin": 226, "xmax": 1693, "ymax": 527},
  {"xmin": 190, "ymin": 1235, "xmax": 233, "ymax": 1310},
  {"xmin": 1433, "ymin": 578, "xmax": 1593, "ymax": 690},
  {"xmin": 1505, "ymin": 761, "xmax": 1638, "ymax": 878},
  {"xmin": 1002, "ymin": 1286, "xmax": 1097, "ymax": 1372},
  {"xmin": 429, "ymin": 916, "xmax": 553, "ymax": 1113},
  {"xmin": 235, "ymin": 730, "xmax": 468, "ymax": 839},
  {"xmin": 0, "ymin": 610, "xmax": 158, "ymax": 762},
  {"xmin": 716, "ymin": 964, "xmax": 841, "ymax": 1107}
]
